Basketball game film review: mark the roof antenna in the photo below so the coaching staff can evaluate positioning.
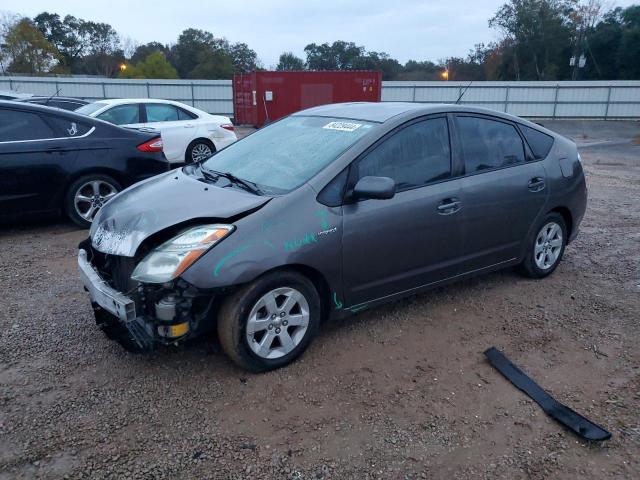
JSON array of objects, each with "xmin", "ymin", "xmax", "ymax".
[
  {"xmin": 455, "ymin": 81, "xmax": 473, "ymax": 104},
  {"xmin": 44, "ymin": 87, "xmax": 62, "ymax": 106}
]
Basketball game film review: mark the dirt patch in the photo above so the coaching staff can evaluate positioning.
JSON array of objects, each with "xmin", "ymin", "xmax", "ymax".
[{"xmin": 1, "ymin": 134, "xmax": 639, "ymax": 479}]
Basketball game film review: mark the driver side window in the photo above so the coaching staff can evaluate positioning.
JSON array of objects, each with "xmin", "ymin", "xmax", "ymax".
[{"xmin": 356, "ymin": 117, "xmax": 451, "ymax": 192}]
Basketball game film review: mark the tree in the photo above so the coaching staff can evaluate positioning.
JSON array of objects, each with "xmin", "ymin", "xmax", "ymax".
[
  {"xmin": 120, "ymin": 51, "xmax": 178, "ymax": 79},
  {"xmin": 617, "ymin": 5, "xmax": 640, "ymax": 78},
  {"xmin": 304, "ymin": 41, "xmax": 365, "ymax": 70},
  {"xmin": 228, "ymin": 42, "xmax": 260, "ymax": 72},
  {"xmin": 489, "ymin": 0, "xmax": 575, "ymax": 80},
  {"xmin": 33, "ymin": 12, "xmax": 123, "ymax": 76},
  {"xmin": 130, "ymin": 41, "xmax": 169, "ymax": 64},
  {"xmin": 2, "ymin": 17, "xmax": 59, "ymax": 75},
  {"xmin": 171, "ymin": 28, "xmax": 231, "ymax": 78},
  {"xmin": 276, "ymin": 52, "xmax": 305, "ymax": 71}
]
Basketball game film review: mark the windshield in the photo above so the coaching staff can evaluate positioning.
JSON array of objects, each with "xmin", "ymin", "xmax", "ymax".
[
  {"xmin": 76, "ymin": 102, "xmax": 108, "ymax": 116},
  {"xmin": 202, "ymin": 116, "xmax": 375, "ymax": 193}
]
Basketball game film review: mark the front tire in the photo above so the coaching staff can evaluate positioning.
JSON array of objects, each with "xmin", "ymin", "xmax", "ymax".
[
  {"xmin": 186, "ymin": 139, "xmax": 215, "ymax": 163},
  {"xmin": 217, "ymin": 271, "xmax": 321, "ymax": 372},
  {"xmin": 519, "ymin": 212, "xmax": 567, "ymax": 278},
  {"xmin": 65, "ymin": 174, "xmax": 121, "ymax": 228}
]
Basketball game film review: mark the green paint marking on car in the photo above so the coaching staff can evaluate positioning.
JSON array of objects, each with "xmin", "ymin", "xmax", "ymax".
[
  {"xmin": 283, "ymin": 233, "xmax": 317, "ymax": 252},
  {"xmin": 333, "ymin": 292, "xmax": 343, "ymax": 310},
  {"xmin": 350, "ymin": 304, "xmax": 369, "ymax": 313},
  {"xmin": 213, "ymin": 244, "xmax": 253, "ymax": 277},
  {"xmin": 315, "ymin": 210, "xmax": 330, "ymax": 229}
]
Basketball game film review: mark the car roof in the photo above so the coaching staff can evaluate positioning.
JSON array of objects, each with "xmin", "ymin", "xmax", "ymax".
[
  {"xmin": 93, "ymin": 98, "xmax": 186, "ymax": 106},
  {"xmin": 26, "ymin": 96, "xmax": 87, "ymax": 102},
  {"xmin": 1, "ymin": 99, "xmax": 111, "ymax": 124},
  {"xmin": 296, "ymin": 102, "xmax": 544, "ymax": 129}
]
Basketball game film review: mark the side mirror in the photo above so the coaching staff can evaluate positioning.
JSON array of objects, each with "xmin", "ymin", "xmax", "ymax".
[{"xmin": 353, "ymin": 176, "xmax": 396, "ymax": 200}]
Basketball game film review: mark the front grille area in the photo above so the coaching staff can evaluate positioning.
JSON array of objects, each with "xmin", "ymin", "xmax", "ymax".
[{"xmin": 87, "ymin": 245, "xmax": 138, "ymax": 294}]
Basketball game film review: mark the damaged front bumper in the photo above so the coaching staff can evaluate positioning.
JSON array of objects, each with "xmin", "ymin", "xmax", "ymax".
[{"xmin": 78, "ymin": 248, "xmax": 217, "ymax": 352}]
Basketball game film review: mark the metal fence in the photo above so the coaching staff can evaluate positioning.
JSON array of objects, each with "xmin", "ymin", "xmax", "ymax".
[
  {"xmin": 0, "ymin": 76, "xmax": 234, "ymax": 116},
  {"xmin": 382, "ymin": 81, "xmax": 640, "ymax": 119},
  {"xmin": 2, "ymin": 76, "xmax": 639, "ymax": 119}
]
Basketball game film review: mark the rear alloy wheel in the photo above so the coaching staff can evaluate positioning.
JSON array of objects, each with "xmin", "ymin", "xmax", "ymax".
[
  {"xmin": 519, "ymin": 212, "xmax": 567, "ymax": 278},
  {"xmin": 65, "ymin": 174, "xmax": 121, "ymax": 228},
  {"xmin": 217, "ymin": 271, "xmax": 320, "ymax": 372},
  {"xmin": 187, "ymin": 140, "xmax": 214, "ymax": 163}
]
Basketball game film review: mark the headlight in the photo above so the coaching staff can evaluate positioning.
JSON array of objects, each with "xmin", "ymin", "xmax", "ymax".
[{"xmin": 131, "ymin": 224, "xmax": 234, "ymax": 283}]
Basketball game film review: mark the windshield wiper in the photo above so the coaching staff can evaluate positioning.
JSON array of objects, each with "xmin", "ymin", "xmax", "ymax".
[{"xmin": 200, "ymin": 166, "xmax": 263, "ymax": 195}]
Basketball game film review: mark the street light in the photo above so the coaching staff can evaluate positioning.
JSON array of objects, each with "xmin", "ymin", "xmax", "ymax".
[
  {"xmin": 441, "ymin": 69, "xmax": 449, "ymax": 81},
  {"xmin": 119, "ymin": 63, "xmax": 127, "ymax": 72}
]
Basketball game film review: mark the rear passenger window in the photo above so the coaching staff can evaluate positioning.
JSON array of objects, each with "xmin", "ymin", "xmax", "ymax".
[
  {"xmin": 357, "ymin": 117, "xmax": 451, "ymax": 191},
  {"xmin": 0, "ymin": 110, "xmax": 55, "ymax": 141},
  {"xmin": 45, "ymin": 115, "xmax": 92, "ymax": 137},
  {"xmin": 457, "ymin": 116, "xmax": 525, "ymax": 173},
  {"xmin": 97, "ymin": 104, "xmax": 140, "ymax": 125},
  {"xmin": 146, "ymin": 104, "xmax": 180, "ymax": 122},
  {"xmin": 520, "ymin": 125, "xmax": 554, "ymax": 159}
]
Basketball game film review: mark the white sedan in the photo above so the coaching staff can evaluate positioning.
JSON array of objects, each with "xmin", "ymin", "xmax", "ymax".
[{"xmin": 76, "ymin": 99, "xmax": 237, "ymax": 163}]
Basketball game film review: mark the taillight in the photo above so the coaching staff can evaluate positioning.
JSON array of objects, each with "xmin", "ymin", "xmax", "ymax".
[
  {"xmin": 137, "ymin": 137, "xmax": 163, "ymax": 152},
  {"xmin": 221, "ymin": 123, "xmax": 235, "ymax": 132}
]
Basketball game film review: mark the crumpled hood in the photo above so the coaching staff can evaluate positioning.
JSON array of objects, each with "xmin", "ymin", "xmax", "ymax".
[{"xmin": 90, "ymin": 168, "xmax": 270, "ymax": 257}]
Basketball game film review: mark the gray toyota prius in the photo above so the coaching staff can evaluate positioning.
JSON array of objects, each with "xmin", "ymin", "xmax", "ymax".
[{"xmin": 79, "ymin": 102, "xmax": 587, "ymax": 371}]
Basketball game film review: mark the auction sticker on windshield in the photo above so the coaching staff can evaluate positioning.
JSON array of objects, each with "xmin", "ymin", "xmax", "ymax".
[{"xmin": 323, "ymin": 121, "xmax": 362, "ymax": 132}]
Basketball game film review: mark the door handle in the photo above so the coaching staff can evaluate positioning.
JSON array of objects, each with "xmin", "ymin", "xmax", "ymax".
[
  {"xmin": 528, "ymin": 177, "xmax": 546, "ymax": 192},
  {"xmin": 183, "ymin": 124, "xmax": 195, "ymax": 128},
  {"xmin": 437, "ymin": 197, "xmax": 461, "ymax": 215}
]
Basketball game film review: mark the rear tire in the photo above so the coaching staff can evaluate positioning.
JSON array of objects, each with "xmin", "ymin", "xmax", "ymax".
[
  {"xmin": 217, "ymin": 271, "xmax": 321, "ymax": 372},
  {"xmin": 65, "ymin": 174, "xmax": 121, "ymax": 229},
  {"xmin": 518, "ymin": 212, "xmax": 567, "ymax": 279},
  {"xmin": 186, "ymin": 139, "xmax": 215, "ymax": 163}
]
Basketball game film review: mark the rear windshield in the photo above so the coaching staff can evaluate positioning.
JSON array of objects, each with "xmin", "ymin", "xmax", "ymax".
[
  {"xmin": 76, "ymin": 102, "xmax": 108, "ymax": 116},
  {"xmin": 520, "ymin": 125, "xmax": 554, "ymax": 159},
  {"xmin": 202, "ymin": 116, "xmax": 375, "ymax": 192}
]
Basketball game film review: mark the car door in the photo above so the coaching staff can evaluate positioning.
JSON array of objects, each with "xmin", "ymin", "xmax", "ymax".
[
  {"xmin": 341, "ymin": 116, "xmax": 465, "ymax": 306},
  {"xmin": 0, "ymin": 108, "xmax": 78, "ymax": 216},
  {"xmin": 143, "ymin": 103, "xmax": 193, "ymax": 162},
  {"xmin": 453, "ymin": 114, "xmax": 548, "ymax": 270}
]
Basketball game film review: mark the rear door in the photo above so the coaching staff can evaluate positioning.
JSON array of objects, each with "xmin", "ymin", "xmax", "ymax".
[
  {"xmin": 143, "ymin": 103, "xmax": 194, "ymax": 162},
  {"xmin": 453, "ymin": 114, "xmax": 548, "ymax": 270},
  {"xmin": 0, "ymin": 108, "xmax": 80, "ymax": 215},
  {"xmin": 342, "ymin": 116, "xmax": 465, "ymax": 306}
]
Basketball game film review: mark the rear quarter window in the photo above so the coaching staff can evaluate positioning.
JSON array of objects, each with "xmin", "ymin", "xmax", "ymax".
[
  {"xmin": 520, "ymin": 125, "xmax": 554, "ymax": 160},
  {"xmin": 44, "ymin": 115, "xmax": 93, "ymax": 137}
]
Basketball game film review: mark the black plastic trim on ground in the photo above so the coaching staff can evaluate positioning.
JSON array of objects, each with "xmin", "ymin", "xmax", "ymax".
[{"xmin": 484, "ymin": 347, "xmax": 611, "ymax": 441}]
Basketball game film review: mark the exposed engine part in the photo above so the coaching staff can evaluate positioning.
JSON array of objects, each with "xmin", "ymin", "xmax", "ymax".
[{"xmin": 155, "ymin": 294, "xmax": 178, "ymax": 321}]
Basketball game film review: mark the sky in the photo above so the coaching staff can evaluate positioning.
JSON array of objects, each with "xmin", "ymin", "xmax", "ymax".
[{"xmin": 5, "ymin": 0, "xmax": 638, "ymax": 67}]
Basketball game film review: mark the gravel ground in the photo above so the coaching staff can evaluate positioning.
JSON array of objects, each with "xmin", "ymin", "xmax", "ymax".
[{"xmin": 1, "ymin": 121, "xmax": 639, "ymax": 479}]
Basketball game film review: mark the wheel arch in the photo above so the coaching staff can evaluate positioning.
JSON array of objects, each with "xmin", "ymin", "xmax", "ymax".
[
  {"xmin": 246, "ymin": 263, "xmax": 333, "ymax": 323},
  {"xmin": 549, "ymin": 206, "xmax": 573, "ymax": 241}
]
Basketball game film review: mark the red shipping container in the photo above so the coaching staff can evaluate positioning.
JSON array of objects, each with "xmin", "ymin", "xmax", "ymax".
[{"xmin": 233, "ymin": 71, "xmax": 382, "ymax": 127}]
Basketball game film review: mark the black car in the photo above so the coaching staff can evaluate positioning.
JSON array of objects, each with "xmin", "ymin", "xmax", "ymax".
[
  {"xmin": 0, "ymin": 100, "xmax": 170, "ymax": 228},
  {"xmin": 21, "ymin": 96, "xmax": 89, "ymax": 111}
]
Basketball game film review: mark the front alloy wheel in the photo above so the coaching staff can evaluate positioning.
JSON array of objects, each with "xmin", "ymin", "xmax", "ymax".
[
  {"xmin": 246, "ymin": 287, "xmax": 310, "ymax": 359},
  {"xmin": 217, "ymin": 271, "xmax": 320, "ymax": 372}
]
